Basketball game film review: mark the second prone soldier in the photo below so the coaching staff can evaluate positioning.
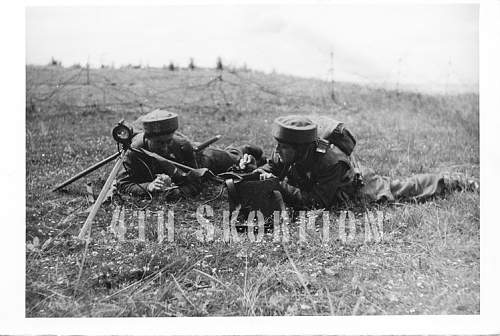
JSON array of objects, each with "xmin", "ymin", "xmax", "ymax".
[
  {"xmin": 256, "ymin": 115, "xmax": 478, "ymax": 209},
  {"xmin": 116, "ymin": 109, "xmax": 265, "ymax": 196}
]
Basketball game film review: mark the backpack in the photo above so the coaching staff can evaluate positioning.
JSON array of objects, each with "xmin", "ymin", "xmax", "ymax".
[
  {"xmin": 318, "ymin": 119, "xmax": 356, "ymax": 156},
  {"xmin": 313, "ymin": 116, "xmax": 363, "ymax": 188}
]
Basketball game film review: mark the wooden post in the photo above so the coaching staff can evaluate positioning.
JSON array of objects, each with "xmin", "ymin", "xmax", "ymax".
[
  {"xmin": 329, "ymin": 51, "xmax": 338, "ymax": 103},
  {"xmin": 86, "ymin": 62, "xmax": 90, "ymax": 85}
]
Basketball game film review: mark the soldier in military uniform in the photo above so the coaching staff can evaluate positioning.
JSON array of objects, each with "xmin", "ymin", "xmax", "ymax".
[
  {"xmin": 116, "ymin": 109, "xmax": 265, "ymax": 196},
  {"xmin": 255, "ymin": 115, "xmax": 478, "ymax": 209}
]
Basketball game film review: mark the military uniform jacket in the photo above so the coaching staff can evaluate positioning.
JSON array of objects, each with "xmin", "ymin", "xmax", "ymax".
[
  {"xmin": 116, "ymin": 132, "xmax": 196, "ymax": 196},
  {"xmin": 263, "ymin": 143, "xmax": 357, "ymax": 209},
  {"xmin": 133, "ymin": 131, "xmax": 197, "ymax": 167}
]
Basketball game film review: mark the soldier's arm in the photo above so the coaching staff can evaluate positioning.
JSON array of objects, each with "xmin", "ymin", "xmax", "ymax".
[
  {"xmin": 257, "ymin": 150, "xmax": 285, "ymax": 176},
  {"xmin": 309, "ymin": 161, "xmax": 354, "ymax": 207},
  {"xmin": 279, "ymin": 161, "xmax": 352, "ymax": 209},
  {"xmin": 116, "ymin": 151, "xmax": 154, "ymax": 196},
  {"xmin": 172, "ymin": 133, "xmax": 197, "ymax": 167}
]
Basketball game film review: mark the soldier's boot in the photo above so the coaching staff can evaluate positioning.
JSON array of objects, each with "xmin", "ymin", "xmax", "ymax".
[{"xmin": 442, "ymin": 172, "xmax": 479, "ymax": 193}]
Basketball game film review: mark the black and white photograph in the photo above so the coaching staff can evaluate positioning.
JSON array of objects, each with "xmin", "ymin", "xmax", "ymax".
[{"xmin": 2, "ymin": 0, "xmax": 500, "ymax": 334}]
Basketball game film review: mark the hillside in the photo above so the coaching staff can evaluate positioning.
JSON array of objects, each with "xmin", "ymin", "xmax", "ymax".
[{"xmin": 26, "ymin": 65, "xmax": 479, "ymax": 316}]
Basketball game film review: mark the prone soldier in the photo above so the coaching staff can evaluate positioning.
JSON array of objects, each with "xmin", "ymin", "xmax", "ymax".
[
  {"xmin": 116, "ymin": 109, "xmax": 265, "ymax": 196},
  {"xmin": 255, "ymin": 115, "xmax": 478, "ymax": 209}
]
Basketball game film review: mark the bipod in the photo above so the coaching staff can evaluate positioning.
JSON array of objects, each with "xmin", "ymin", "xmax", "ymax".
[
  {"xmin": 52, "ymin": 119, "xmax": 225, "ymax": 240},
  {"xmin": 49, "ymin": 120, "xmax": 136, "ymax": 240}
]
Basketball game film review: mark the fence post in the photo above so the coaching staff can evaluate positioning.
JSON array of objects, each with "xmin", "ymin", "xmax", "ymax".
[{"xmin": 86, "ymin": 62, "xmax": 90, "ymax": 85}]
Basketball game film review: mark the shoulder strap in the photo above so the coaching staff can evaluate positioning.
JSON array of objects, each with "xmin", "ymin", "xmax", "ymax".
[{"xmin": 315, "ymin": 138, "xmax": 330, "ymax": 154}]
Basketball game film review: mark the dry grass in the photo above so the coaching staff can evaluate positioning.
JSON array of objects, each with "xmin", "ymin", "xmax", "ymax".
[{"xmin": 26, "ymin": 65, "xmax": 479, "ymax": 316}]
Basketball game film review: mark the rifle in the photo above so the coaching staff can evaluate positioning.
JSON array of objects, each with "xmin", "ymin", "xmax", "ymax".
[{"xmin": 133, "ymin": 146, "xmax": 222, "ymax": 182}]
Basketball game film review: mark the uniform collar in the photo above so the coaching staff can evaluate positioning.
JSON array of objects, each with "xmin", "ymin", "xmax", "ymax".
[{"xmin": 293, "ymin": 144, "xmax": 316, "ymax": 169}]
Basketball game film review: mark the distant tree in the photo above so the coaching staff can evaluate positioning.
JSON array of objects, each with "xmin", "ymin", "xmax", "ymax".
[
  {"xmin": 49, "ymin": 57, "xmax": 61, "ymax": 66},
  {"xmin": 188, "ymin": 58, "xmax": 196, "ymax": 70},
  {"xmin": 168, "ymin": 62, "xmax": 176, "ymax": 71},
  {"xmin": 216, "ymin": 57, "xmax": 223, "ymax": 71}
]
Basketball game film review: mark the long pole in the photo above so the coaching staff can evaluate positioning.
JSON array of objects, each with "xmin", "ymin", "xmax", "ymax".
[
  {"xmin": 51, "ymin": 151, "xmax": 121, "ymax": 192},
  {"xmin": 78, "ymin": 152, "xmax": 125, "ymax": 239}
]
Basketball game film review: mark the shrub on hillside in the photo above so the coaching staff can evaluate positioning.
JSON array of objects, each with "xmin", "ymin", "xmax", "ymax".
[
  {"xmin": 216, "ymin": 57, "xmax": 223, "ymax": 71},
  {"xmin": 49, "ymin": 57, "xmax": 61, "ymax": 67},
  {"xmin": 188, "ymin": 58, "xmax": 195, "ymax": 70}
]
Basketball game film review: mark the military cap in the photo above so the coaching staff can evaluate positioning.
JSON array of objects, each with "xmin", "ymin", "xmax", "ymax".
[
  {"xmin": 272, "ymin": 115, "xmax": 318, "ymax": 144},
  {"xmin": 141, "ymin": 109, "xmax": 179, "ymax": 137}
]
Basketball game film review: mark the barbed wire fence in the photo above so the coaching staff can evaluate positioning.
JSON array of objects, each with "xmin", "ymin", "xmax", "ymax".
[
  {"xmin": 26, "ymin": 62, "xmax": 362, "ymax": 122},
  {"xmin": 26, "ymin": 56, "xmax": 475, "ymax": 131}
]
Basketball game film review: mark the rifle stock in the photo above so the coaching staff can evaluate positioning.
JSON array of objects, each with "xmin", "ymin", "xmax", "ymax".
[{"xmin": 131, "ymin": 147, "xmax": 222, "ymax": 182}]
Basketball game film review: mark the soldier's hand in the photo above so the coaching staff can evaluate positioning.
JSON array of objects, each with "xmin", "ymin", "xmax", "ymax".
[
  {"xmin": 147, "ymin": 175, "xmax": 171, "ymax": 192},
  {"xmin": 252, "ymin": 168, "xmax": 276, "ymax": 180},
  {"xmin": 238, "ymin": 153, "xmax": 257, "ymax": 171}
]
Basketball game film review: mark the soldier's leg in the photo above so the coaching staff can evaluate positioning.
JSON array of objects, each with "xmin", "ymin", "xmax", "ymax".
[
  {"xmin": 223, "ymin": 144, "xmax": 266, "ymax": 171},
  {"xmin": 196, "ymin": 148, "xmax": 237, "ymax": 174},
  {"xmin": 389, "ymin": 173, "xmax": 445, "ymax": 200},
  {"xmin": 360, "ymin": 167, "xmax": 478, "ymax": 202},
  {"xmin": 390, "ymin": 172, "xmax": 478, "ymax": 200},
  {"xmin": 196, "ymin": 144, "xmax": 266, "ymax": 173},
  {"xmin": 359, "ymin": 167, "xmax": 395, "ymax": 202}
]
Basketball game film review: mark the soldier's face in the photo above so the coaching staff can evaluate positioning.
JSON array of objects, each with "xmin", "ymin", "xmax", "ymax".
[
  {"xmin": 275, "ymin": 141, "xmax": 297, "ymax": 165},
  {"xmin": 147, "ymin": 133, "xmax": 174, "ymax": 155}
]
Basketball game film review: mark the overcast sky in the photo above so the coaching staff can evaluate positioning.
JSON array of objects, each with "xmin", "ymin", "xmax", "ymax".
[{"xmin": 26, "ymin": 4, "xmax": 478, "ymax": 92}]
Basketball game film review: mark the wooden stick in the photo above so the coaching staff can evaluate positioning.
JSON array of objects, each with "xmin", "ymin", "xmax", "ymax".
[{"xmin": 78, "ymin": 152, "xmax": 125, "ymax": 240}]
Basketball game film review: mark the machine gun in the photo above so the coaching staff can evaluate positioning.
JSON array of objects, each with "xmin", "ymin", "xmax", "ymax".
[
  {"xmin": 51, "ymin": 119, "xmax": 222, "ymax": 239},
  {"xmin": 52, "ymin": 119, "xmax": 287, "ymax": 238}
]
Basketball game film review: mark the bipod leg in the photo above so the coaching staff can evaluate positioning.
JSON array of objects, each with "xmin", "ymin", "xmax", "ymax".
[
  {"xmin": 78, "ymin": 151, "xmax": 126, "ymax": 240},
  {"xmin": 51, "ymin": 151, "xmax": 121, "ymax": 192}
]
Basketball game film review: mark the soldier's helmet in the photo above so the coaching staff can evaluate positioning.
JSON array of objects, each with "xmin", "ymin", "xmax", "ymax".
[
  {"xmin": 272, "ymin": 115, "xmax": 318, "ymax": 144},
  {"xmin": 141, "ymin": 109, "xmax": 179, "ymax": 137}
]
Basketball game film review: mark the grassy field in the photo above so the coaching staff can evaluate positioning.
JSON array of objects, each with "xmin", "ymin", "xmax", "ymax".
[{"xmin": 25, "ymin": 64, "xmax": 479, "ymax": 317}]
